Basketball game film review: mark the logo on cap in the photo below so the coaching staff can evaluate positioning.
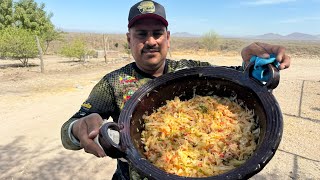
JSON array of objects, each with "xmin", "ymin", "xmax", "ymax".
[{"xmin": 137, "ymin": 1, "xmax": 155, "ymax": 14}]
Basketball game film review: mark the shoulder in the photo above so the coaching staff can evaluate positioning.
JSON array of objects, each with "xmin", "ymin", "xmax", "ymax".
[
  {"xmin": 91, "ymin": 63, "xmax": 135, "ymax": 89},
  {"xmin": 105, "ymin": 63, "xmax": 134, "ymax": 79}
]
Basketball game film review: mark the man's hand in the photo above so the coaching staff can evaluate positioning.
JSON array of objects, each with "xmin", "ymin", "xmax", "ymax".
[
  {"xmin": 241, "ymin": 42, "xmax": 291, "ymax": 70},
  {"xmin": 72, "ymin": 113, "xmax": 106, "ymax": 157}
]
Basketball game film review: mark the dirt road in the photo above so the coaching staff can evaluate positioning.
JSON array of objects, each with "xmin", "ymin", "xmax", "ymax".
[{"xmin": 0, "ymin": 55, "xmax": 319, "ymax": 179}]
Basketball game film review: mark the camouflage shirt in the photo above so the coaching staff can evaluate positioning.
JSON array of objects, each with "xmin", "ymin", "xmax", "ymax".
[{"xmin": 60, "ymin": 59, "xmax": 241, "ymax": 180}]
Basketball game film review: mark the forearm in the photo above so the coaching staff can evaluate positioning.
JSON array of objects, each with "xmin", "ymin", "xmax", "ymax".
[{"xmin": 61, "ymin": 117, "xmax": 82, "ymax": 150}]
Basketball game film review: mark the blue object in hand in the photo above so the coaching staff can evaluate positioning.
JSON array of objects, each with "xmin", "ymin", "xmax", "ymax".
[{"xmin": 249, "ymin": 54, "xmax": 280, "ymax": 82}]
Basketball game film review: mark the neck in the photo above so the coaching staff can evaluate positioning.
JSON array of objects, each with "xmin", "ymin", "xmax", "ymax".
[{"xmin": 136, "ymin": 60, "xmax": 166, "ymax": 77}]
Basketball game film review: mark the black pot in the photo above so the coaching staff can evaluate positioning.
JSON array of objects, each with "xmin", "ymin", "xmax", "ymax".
[{"xmin": 99, "ymin": 64, "xmax": 283, "ymax": 180}]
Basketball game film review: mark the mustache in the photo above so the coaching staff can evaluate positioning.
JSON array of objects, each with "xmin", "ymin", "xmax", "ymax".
[{"xmin": 142, "ymin": 45, "xmax": 160, "ymax": 53}]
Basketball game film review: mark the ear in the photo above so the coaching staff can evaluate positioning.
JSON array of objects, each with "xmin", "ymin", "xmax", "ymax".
[
  {"xmin": 126, "ymin": 32, "xmax": 131, "ymax": 48},
  {"xmin": 167, "ymin": 30, "xmax": 171, "ymax": 49}
]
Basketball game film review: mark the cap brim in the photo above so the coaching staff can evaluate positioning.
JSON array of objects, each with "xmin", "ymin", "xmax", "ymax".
[{"xmin": 128, "ymin": 14, "xmax": 168, "ymax": 28}]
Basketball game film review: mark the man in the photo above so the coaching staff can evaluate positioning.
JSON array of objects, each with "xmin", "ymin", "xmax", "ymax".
[{"xmin": 61, "ymin": 1, "xmax": 291, "ymax": 179}]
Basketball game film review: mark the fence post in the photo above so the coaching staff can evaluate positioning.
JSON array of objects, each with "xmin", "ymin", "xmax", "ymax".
[{"xmin": 103, "ymin": 34, "xmax": 108, "ymax": 63}]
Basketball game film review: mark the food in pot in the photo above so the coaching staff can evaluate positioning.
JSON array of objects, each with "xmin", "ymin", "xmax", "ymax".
[{"xmin": 141, "ymin": 95, "xmax": 260, "ymax": 177}]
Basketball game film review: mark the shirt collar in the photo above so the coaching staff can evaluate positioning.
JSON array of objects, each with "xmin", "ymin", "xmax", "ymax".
[{"xmin": 133, "ymin": 60, "xmax": 168, "ymax": 79}]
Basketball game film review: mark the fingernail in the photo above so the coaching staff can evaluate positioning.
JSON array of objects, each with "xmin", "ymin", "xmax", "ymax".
[
  {"xmin": 262, "ymin": 53, "xmax": 269, "ymax": 58},
  {"xmin": 278, "ymin": 64, "xmax": 285, "ymax": 70},
  {"xmin": 89, "ymin": 131, "xmax": 94, "ymax": 136},
  {"xmin": 89, "ymin": 130, "xmax": 98, "ymax": 137},
  {"xmin": 99, "ymin": 153, "xmax": 106, "ymax": 158}
]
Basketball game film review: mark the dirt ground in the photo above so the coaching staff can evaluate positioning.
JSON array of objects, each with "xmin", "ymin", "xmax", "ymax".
[{"xmin": 0, "ymin": 53, "xmax": 319, "ymax": 180}]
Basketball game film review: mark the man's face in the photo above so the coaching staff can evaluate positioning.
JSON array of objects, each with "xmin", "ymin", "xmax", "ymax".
[{"xmin": 127, "ymin": 18, "xmax": 170, "ymax": 73}]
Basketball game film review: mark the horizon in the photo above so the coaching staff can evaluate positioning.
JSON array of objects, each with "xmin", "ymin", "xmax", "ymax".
[
  {"xmin": 60, "ymin": 29, "xmax": 319, "ymax": 37},
  {"xmin": 36, "ymin": 0, "xmax": 320, "ymax": 36}
]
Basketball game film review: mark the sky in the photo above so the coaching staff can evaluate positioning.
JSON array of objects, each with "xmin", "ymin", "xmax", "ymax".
[{"xmin": 36, "ymin": 0, "xmax": 320, "ymax": 36}]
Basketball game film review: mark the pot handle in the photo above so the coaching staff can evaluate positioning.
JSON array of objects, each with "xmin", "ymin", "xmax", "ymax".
[
  {"xmin": 265, "ymin": 63, "xmax": 280, "ymax": 89},
  {"xmin": 245, "ymin": 62, "xmax": 280, "ymax": 90},
  {"xmin": 98, "ymin": 122, "xmax": 126, "ymax": 159}
]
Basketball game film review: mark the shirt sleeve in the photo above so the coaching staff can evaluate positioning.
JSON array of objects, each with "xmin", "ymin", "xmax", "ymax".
[{"xmin": 60, "ymin": 77, "xmax": 119, "ymax": 150}]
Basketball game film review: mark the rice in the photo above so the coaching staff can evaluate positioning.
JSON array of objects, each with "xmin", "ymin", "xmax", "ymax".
[{"xmin": 141, "ymin": 95, "xmax": 259, "ymax": 177}]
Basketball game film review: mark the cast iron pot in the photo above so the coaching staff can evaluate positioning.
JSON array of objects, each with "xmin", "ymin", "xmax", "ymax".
[{"xmin": 99, "ymin": 64, "xmax": 283, "ymax": 180}]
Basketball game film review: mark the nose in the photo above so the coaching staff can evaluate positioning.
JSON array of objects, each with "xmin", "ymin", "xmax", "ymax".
[{"xmin": 145, "ymin": 34, "xmax": 157, "ymax": 47}]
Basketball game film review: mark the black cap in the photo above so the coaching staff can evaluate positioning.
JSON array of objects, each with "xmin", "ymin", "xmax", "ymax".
[{"xmin": 128, "ymin": 0, "xmax": 168, "ymax": 28}]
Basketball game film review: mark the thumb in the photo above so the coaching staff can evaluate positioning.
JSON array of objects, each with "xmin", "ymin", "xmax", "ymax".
[{"xmin": 88, "ymin": 129, "xmax": 99, "ymax": 139}]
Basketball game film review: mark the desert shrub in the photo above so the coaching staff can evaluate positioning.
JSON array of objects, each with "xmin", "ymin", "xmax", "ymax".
[
  {"xmin": 59, "ymin": 37, "xmax": 94, "ymax": 61},
  {"xmin": 0, "ymin": 27, "xmax": 38, "ymax": 66},
  {"xmin": 201, "ymin": 30, "xmax": 221, "ymax": 51}
]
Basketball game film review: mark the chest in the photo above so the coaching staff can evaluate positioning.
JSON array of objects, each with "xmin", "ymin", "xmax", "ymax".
[{"xmin": 114, "ymin": 75, "xmax": 151, "ymax": 109}]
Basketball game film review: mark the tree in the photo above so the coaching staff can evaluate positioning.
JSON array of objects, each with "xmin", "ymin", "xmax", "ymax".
[
  {"xmin": 41, "ymin": 27, "xmax": 64, "ymax": 54},
  {"xmin": 59, "ymin": 37, "xmax": 94, "ymax": 62},
  {"xmin": 0, "ymin": 0, "xmax": 14, "ymax": 29},
  {"xmin": 14, "ymin": 0, "xmax": 51, "ymax": 33},
  {"xmin": 13, "ymin": 0, "xmax": 62, "ymax": 53},
  {"xmin": 0, "ymin": 0, "xmax": 62, "ymax": 69},
  {"xmin": 201, "ymin": 30, "xmax": 220, "ymax": 52},
  {"xmin": 0, "ymin": 27, "xmax": 38, "ymax": 66}
]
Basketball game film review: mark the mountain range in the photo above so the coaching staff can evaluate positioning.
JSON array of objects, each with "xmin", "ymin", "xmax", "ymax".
[
  {"xmin": 171, "ymin": 32, "xmax": 320, "ymax": 40},
  {"xmin": 253, "ymin": 32, "xmax": 320, "ymax": 40}
]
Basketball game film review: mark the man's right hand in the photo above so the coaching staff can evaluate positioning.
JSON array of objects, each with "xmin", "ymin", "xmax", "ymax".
[{"xmin": 72, "ymin": 113, "xmax": 106, "ymax": 157}]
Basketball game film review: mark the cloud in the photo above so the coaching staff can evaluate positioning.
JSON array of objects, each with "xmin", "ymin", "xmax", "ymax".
[
  {"xmin": 243, "ymin": 0, "xmax": 296, "ymax": 5},
  {"xmin": 280, "ymin": 17, "xmax": 320, "ymax": 23}
]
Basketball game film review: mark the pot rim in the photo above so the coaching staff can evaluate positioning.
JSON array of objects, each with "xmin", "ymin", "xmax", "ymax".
[{"xmin": 118, "ymin": 66, "xmax": 283, "ymax": 179}]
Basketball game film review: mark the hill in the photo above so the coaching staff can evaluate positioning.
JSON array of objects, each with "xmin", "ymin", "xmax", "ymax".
[
  {"xmin": 253, "ymin": 32, "xmax": 319, "ymax": 40},
  {"xmin": 255, "ymin": 33, "xmax": 284, "ymax": 40},
  {"xmin": 171, "ymin": 32, "xmax": 319, "ymax": 40},
  {"xmin": 285, "ymin": 32, "xmax": 317, "ymax": 40}
]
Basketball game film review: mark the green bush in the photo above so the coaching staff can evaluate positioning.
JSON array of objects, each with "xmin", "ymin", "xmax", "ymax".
[
  {"xmin": 0, "ymin": 27, "xmax": 38, "ymax": 66},
  {"xmin": 59, "ymin": 37, "xmax": 93, "ymax": 61}
]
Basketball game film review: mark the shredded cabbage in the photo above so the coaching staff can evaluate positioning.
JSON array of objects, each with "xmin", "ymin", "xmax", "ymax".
[{"xmin": 141, "ymin": 95, "xmax": 259, "ymax": 177}]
